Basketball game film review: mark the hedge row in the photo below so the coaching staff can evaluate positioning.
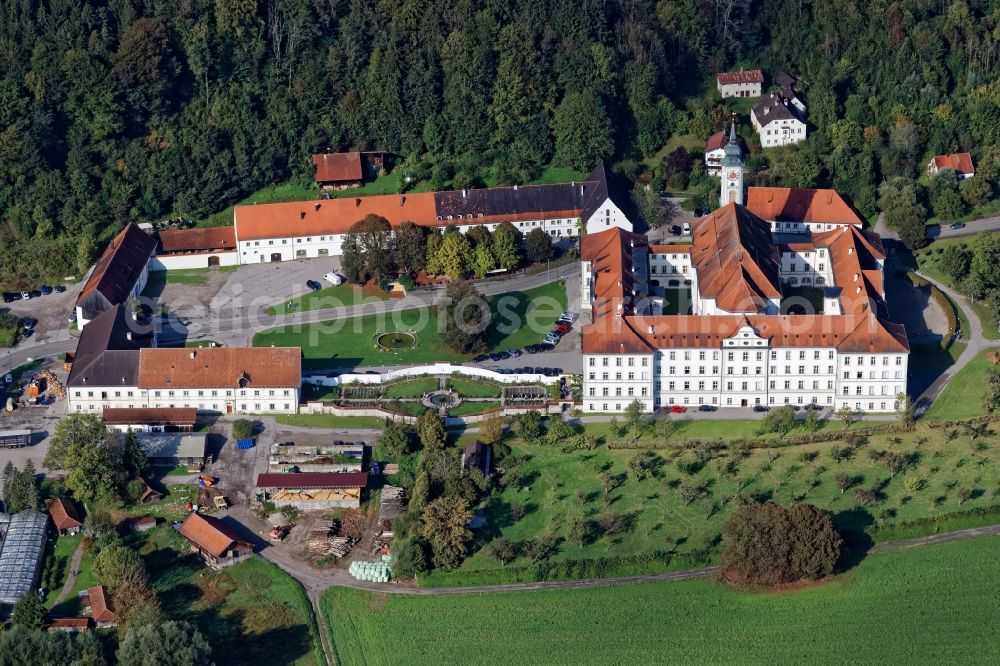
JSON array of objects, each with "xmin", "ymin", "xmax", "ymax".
[
  {"xmin": 606, "ymin": 423, "xmax": 913, "ymax": 451},
  {"xmin": 417, "ymin": 550, "xmax": 710, "ymax": 587}
]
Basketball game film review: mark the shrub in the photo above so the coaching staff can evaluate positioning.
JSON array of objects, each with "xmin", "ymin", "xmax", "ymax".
[
  {"xmin": 721, "ymin": 503, "xmax": 843, "ymax": 586},
  {"xmin": 232, "ymin": 419, "xmax": 253, "ymax": 440}
]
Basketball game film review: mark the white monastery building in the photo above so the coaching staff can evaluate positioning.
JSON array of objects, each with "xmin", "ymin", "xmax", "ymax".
[
  {"xmin": 580, "ymin": 129, "xmax": 908, "ymax": 414},
  {"xmin": 751, "ymin": 93, "xmax": 807, "ymax": 148}
]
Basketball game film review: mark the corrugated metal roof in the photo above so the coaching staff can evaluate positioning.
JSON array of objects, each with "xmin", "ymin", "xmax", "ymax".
[{"xmin": 0, "ymin": 511, "xmax": 48, "ymax": 604}]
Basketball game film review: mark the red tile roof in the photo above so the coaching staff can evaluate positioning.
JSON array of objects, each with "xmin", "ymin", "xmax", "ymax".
[
  {"xmin": 691, "ymin": 204, "xmax": 781, "ymax": 312},
  {"xmin": 45, "ymin": 498, "xmax": 84, "ymax": 531},
  {"xmin": 580, "ymin": 227, "xmax": 648, "ymax": 319},
  {"xmin": 234, "ymin": 193, "xmax": 439, "ymax": 241},
  {"xmin": 85, "ymin": 586, "xmax": 116, "ymax": 624},
  {"xmin": 48, "ymin": 618, "xmax": 90, "ymax": 631},
  {"xmin": 77, "ymin": 224, "xmax": 157, "ymax": 308},
  {"xmin": 312, "ymin": 152, "xmax": 363, "ymax": 183},
  {"xmin": 620, "ymin": 313, "xmax": 907, "ymax": 353},
  {"xmin": 178, "ymin": 512, "xmax": 251, "ymax": 558},
  {"xmin": 101, "ymin": 407, "xmax": 198, "ymax": 426},
  {"xmin": 746, "ymin": 187, "xmax": 864, "ymax": 227},
  {"xmin": 812, "ymin": 226, "xmax": 886, "ymax": 316},
  {"xmin": 256, "ymin": 472, "xmax": 368, "ymax": 489},
  {"xmin": 137, "ymin": 347, "xmax": 301, "ymax": 389},
  {"xmin": 650, "ymin": 244, "xmax": 692, "ymax": 254},
  {"xmin": 931, "ymin": 152, "xmax": 975, "ymax": 175},
  {"xmin": 158, "ymin": 227, "xmax": 236, "ymax": 253},
  {"xmin": 717, "ymin": 70, "xmax": 764, "ymax": 85}
]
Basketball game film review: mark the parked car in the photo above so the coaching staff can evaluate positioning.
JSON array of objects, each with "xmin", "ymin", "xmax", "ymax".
[
  {"xmin": 507, "ymin": 349, "xmax": 522, "ymax": 358},
  {"xmin": 682, "ymin": 222, "xmax": 692, "ymax": 234},
  {"xmin": 20, "ymin": 318, "xmax": 36, "ymax": 330},
  {"xmin": 559, "ymin": 311, "xmax": 578, "ymax": 322},
  {"xmin": 323, "ymin": 272, "xmax": 344, "ymax": 285},
  {"xmin": 554, "ymin": 323, "xmax": 571, "ymax": 335},
  {"xmin": 669, "ymin": 405, "xmax": 687, "ymax": 413},
  {"xmin": 697, "ymin": 404, "xmax": 717, "ymax": 412},
  {"xmin": 669, "ymin": 225, "xmax": 681, "ymax": 235},
  {"xmin": 21, "ymin": 291, "xmax": 31, "ymax": 300},
  {"xmin": 473, "ymin": 354, "xmax": 489, "ymax": 363},
  {"xmin": 536, "ymin": 342, "xmax": 554, "ymax": 352},
  {"xmin": 2, "ymin": 292, "xmax": 18, "ymax": 302},
  {"xmin": 39, "ymin": 285, "xmax": 51, "ymax": 295},
  {"xmin": 28, "ymin": 290, "xmax": 40, "ymax": 298},
  {"xmin": 54, "ymin": 284, "xmax": 66, "ymax": 293},
  {"xmin": 752, "ymin": 405, "xmax": 769, "ymax": 413},
  {"xmin": 524, "ymin": 345, "xmax": 538, "ymax": 354},
  {"xmin": 306, "ymin": 279, "xmax": 322, "ymax": 291},
  {"xmin": 543, "ymin": 334, "xmax": 559, "ymax": 346},
  {"xmin": 67, "ymin": 311, "xmax": 77, "ymax": 323},
  {"xmin": 950, "ymin": 222, "xmax": 966, "ymax": 230}
]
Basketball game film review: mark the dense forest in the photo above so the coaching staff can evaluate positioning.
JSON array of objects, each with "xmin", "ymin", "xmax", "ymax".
[{"xmin": 1, "ymin": 0, "xmax": 999, "ymax": 286}]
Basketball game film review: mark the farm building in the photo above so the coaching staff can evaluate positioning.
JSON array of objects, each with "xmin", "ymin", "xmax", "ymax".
[
  {"xmin": 0, "ymin": 510, "xmax": 48, "ymax": 606},
  {"xmin": 461, "ymin": 441, "xmax": 493, "ymax": 477},
  {"xmin": 102, "ymin": 407, "xmax": 198, "ymax": 433},
  {"xmin": 256, "ymin": 472, "xmax": 367, "ymax": 509},
  {"xmin": 150, "ymin": 226, "xmax": 239, "ymax": 270},
  {"xmin": 80, "ymin": 586, "xmax": 117, "ymax": 628},
  {"xmin": 268, "ymin": 442, "xmax": 364, "ymax": 473},
  {"xmin": 45, "ymin": 498, "xmax": 84, "ymax": 536},
  {"xmin": 138, "ymin": 483, "xmax": 164, "ymax": 505},
  {"xmin": 178, "ymin": 512, "xmax": 254, "ymax": 568},
  {"xmin": 135, "ymin": 432, "xmax": 207, "ymax": 467},
  {"xmin": 75, "ymin": 224, "xmax": 157, "ymax": 327},
  {"xmin": 0, "ymin": 430, "xmax": 31, "ymax": 448},
  {"xmin": 129, "ymin": 516, "xmax": 156, "ymax": 532},
  {"xmin": 47, "ymin": 618, "xmax": 91, "ymax": 633}
]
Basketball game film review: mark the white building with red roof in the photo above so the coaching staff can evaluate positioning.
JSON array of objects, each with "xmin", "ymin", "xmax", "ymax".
[
  {"xmin": 926, "ymin": 152, "xmax": 975, "ymax": 180},
  {"xmin": 717, "ymin": 69, "xmax": 764, "ymax": 98}
]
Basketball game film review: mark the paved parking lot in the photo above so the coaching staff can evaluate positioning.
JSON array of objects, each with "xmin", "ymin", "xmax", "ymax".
[{"xmin": 2, "ymin": 283, "xmax": 81, "ymax": 346}]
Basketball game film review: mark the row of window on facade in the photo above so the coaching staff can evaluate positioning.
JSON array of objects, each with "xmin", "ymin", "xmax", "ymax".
[
  {"xmin": 72, "ymin": 389, "xmax": 294, "ymax": 398},
  {"xmin": 588, "ymin": 399, "xmax": 896, "ymax": 411},
  {"xmin": 76, "ymin": 403, "xmax": 291, "ymax": 412}
]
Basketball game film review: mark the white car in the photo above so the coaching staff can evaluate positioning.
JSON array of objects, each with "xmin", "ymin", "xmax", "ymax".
[
  {"xmin": 682, "ymin": 222, "xmax": 691, "ymax": 235},
  {"xmin": 323, "ymin": 272, "xmax": 344, "ymax": 286}
]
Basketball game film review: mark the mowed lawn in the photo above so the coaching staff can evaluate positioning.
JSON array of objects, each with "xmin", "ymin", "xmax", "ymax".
[
  {"xmin": 266, "ymin": 283, "xmax": 388, "ymax": 315},
  {"xmin": 923, "ymin": 350, "xmax": 995, "ymax": 420},
  {"xmin": 323, "ymin": 535, "xmax": 1000, "ymax": 666},
  {"xmin": 253, "ymin": 281, "xmax": 566, "ymax": 368}
]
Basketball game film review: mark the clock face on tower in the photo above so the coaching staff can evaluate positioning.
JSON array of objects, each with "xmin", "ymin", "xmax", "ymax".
[{"xmin": 727, "ymin": 170, "xmax": 741, "ymax": 181}]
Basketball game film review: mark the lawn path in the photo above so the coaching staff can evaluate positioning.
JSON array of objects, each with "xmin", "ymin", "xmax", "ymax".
[{"xmin": 51, "ymin": 541, "xmax": 85, "ymax": 606}]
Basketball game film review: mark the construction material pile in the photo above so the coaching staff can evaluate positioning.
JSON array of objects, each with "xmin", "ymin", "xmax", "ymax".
[
  {"xmin": 33, "ymin": 371, "xmax": 65, "ymax": 399},
  {"xmin": 306, "ymin": 519, "xmax": 354, "ymax": 559},
  {"xmin": 377, "ymin": 486, "xmax": 406, "ymax": 540}
]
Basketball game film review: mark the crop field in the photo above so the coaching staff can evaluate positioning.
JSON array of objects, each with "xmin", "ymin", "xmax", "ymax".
[
  {"xmin": 322, "ymin": 535, "xmax": 1000, "ymax": 665},
  {"xmin": 254, "ymin": 281, "xmax": 566, "ymax": 368},
  {"xmin": 420, "ymin": 420, "xmax": 1000, "ymax": 585}
]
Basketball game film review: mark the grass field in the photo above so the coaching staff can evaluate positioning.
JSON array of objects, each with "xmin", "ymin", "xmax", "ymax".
[
  {"xmin": 421, "ymin": 418, "xmax": 1000, "ymax": 584},
  {"xmin": 0, "ymin": 323, "xmax": 17, "ymax": 347},
  {"xmin": 254, "ymin": 281, "xmax": 566, "ymax": 368},
  {"xmin": 323, "ymin": 535, "xmax": 1000, "ymax": 665},
  {"xmin": 42, "ymin": 534, "xmax": 98, "ymax": 614},
  {"xmin": 446, "ymin": 401, "xmax": 501, "ymax": 417},
  {"xmin": 266, "ymin": 284, "xmax": 388, "ymax": 316},
  {"xmin": 146, "ymin": 535, "xmax": 323, "ymax": 666},
  {"xmin": 923, "ymin": 351, "xmax": 994, "ymax": 420},
  {"xmin": 913, "ymin": 239, "xmax": 1000, "ymax": 341},
  {"xmin": 448, "ymin": 377, "xmax": 501, "ymax": 398},
  {"xmin": 384, "ymin": 378, "xmax": 438, "ymax": 399},
  {"xmin": 276, "ymin": 414, "xmax": 385, "ymax": 429}
]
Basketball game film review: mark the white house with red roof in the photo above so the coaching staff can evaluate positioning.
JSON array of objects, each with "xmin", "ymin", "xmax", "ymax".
[
  {"xmin": 927, "ymin": 152, "xmax": 975, "ymax": 180},
  {"xmin": 716, "ymin": 70, "xmax": 764, "ymax": 98}
]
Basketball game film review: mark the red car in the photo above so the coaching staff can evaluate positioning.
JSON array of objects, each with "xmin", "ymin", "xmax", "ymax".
[
  {"xmin": 554, "ymin": 323, "xmax": 571, "ymax": 335},
  {"xmin": 669, "ymin": 405, "xmax": 687, "ymax": 413}
]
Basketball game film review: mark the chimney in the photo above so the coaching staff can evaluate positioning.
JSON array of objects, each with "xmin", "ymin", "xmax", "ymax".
[
  {"xmin": 856, "ymin": 286, "xmax": 862, "ymax": 294},
  {"xmin": 355, "ymin": 198, "xmax": 361, "ymax": 207},
  {"xmin": 580, "ymin": 184, "xmax": 585, "ymax": 196},
  {"xmin": 853, "ymin": 273, "xmax": 859, "ymax": 282},
  {"xmin": 399, "ymin": 195, "xmax": 405, "ymax": 206},
  {"xmin": 648, "ymin": 326, "xmax": 654, "ymax": 334},
  {"xmin": 126, "ymin": 331, "xmax": 132, "ymax": 340},
  {"xmin": 314, "ymin": 203, "xmax": 321, "ymax": 211},
  {"xmin": 513, "ymin": 184, "xmax": 518, "ymax": 191},
  {"xmin": 848, "ymin": 247, "xmax": 854, "ymax": 255},
  {"xmin": 462, "ymin": 189, "xmax": 467, "ymax": 198},
  {"xmin": 189, "ymin": 351, "xmax": 196, "ymax": 359},
  {"xmin": 121, "ymin": 377, "xmax": 126, "ymax": 384},
  {"xmin": 300, "ymin": 211, "xmax": 306, "ymax": 220}
]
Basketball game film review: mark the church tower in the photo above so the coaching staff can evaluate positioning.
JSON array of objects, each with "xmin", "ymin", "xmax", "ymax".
[{"xmin": 720, "ymin": 121, "xmax": 744, "ymax": 207}]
